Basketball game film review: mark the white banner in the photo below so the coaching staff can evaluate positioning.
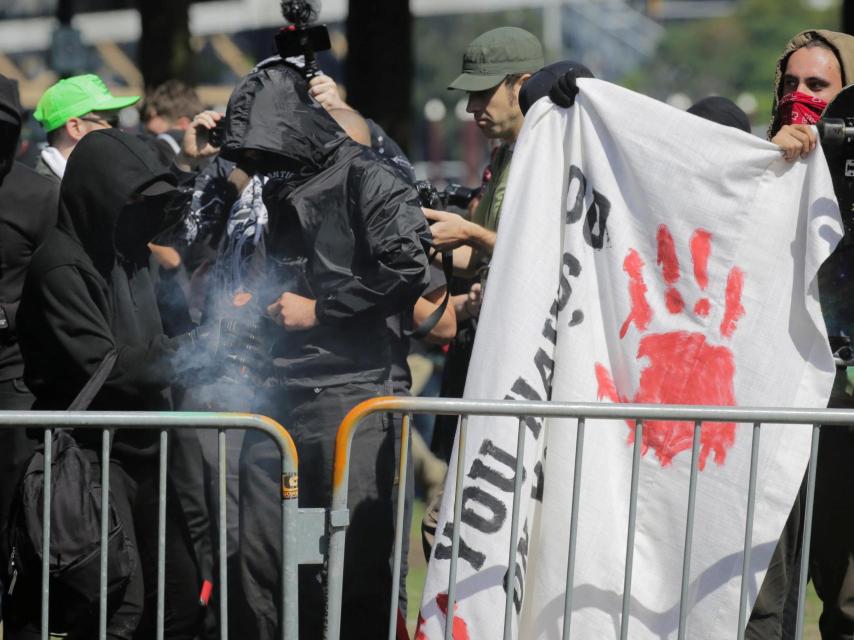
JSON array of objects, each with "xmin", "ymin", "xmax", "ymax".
[{"xmin": 416, "ymin": 79, "xmax": 842, "ymax": 639}]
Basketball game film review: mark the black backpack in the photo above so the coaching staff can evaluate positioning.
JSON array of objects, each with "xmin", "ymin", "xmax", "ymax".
[{"xmin": 6, "ymin": 353, "xmax": 133, "ymax": 630}]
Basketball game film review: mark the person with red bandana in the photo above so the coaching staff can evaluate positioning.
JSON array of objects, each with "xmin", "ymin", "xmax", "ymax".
[
  {"xmin": 769, "ymin": 30, "xmax": 854, "ymax": 160},
  {"xmin": 747, "ymin": 29, "xmax": 854, "ymax": 640}
]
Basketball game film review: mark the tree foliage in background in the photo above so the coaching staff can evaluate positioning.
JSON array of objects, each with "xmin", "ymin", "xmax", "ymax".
[{"xmin": 623, "ymin": 0, "xmax": 839, "ymax": 123}]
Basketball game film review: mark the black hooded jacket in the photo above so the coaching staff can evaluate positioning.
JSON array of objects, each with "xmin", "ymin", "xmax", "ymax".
[
  {"xmin": 0, "ymin": 75, "xmax": 59, "ymax": 382},
  {"xmin": 220, "ymin": 62, "xmax": 431, "ymax": 387},
  {"xmin": 18, "ymin": 130, "xmax": 184, "ymax": 422}
]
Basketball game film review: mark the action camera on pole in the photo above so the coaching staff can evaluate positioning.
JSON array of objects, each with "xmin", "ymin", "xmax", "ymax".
[{"xmin": 276, "ymin": 0, "xmax": 331, "ymax": 79}]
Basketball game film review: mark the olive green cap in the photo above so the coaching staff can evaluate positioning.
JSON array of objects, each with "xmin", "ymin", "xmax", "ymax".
[
  {"xmin": 448, "ymin": 27, "xmax": 545, "ymax": 92},
  {"xmin": 34, "ymin": 74, "xmax": 139, "ymax": 133}
]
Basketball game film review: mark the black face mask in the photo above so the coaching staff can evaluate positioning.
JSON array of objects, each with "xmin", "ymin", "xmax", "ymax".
[{"xmin": 115, "ymin": 198, "xmax": 167, "ymax": 257}]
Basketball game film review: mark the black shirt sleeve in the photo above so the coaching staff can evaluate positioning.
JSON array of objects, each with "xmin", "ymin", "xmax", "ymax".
[
  {"xmin": 314, "ymin": 164, "xmax": 431, "ymax": 323},
  {"xmin": 32, "ymin": 265, "xmax": 180, "ymax": 395}
]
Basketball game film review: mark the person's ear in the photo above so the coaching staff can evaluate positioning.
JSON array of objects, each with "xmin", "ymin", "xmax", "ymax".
[
  {"xmin": 65, "ymin": 117, "xmax": 86, "ymax": 142},
  {"xmin": 513, "ymin": 73, "xmax": 532, "ymax": 99}
]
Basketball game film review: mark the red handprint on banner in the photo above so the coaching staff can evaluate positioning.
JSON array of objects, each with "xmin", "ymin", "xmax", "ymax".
[{"xmin": 596, "ymin": 225, "xmax": 745, "ymax": 469}]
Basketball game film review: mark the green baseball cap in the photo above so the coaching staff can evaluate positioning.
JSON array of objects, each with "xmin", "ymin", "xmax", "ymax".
[
  {"xmin": 34, "ymin": 74, "xmax": 139, "ymax": 132},
  {"xmin": 449, "ymin": 27, "xmax": 545, "ymax": 92}
]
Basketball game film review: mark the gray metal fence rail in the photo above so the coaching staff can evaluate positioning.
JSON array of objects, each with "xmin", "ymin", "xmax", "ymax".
[
  {"xmin": 0, "ymin": 411, "xmax": 304, "ymax": 640},
  {"xmin": 325, "ymin": 397, "xmax": 854, "ymax": 640}
]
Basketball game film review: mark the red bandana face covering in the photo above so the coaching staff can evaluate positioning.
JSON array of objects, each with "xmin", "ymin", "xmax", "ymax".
[{"xmin": 777, "ymin": 91, "xmax": 828, "ymax": 126}]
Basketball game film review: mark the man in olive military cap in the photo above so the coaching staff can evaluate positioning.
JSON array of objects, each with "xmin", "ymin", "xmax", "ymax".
[
  {"xmin": 424, "ymin": 26, "xmax": 544, "ymax": 274},
  {"xmin": 420, "ymin": 27, "xmax": 544, "ymax": 550}
]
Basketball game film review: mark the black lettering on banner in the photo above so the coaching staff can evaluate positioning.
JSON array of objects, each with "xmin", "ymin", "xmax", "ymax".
[
  {"xmin": 542, "ymin": 316, "xmax": 558, "ymax": 345},
  {"xmin": 584, "ymin": 189, "xmax": 611, "ymax": 249},
  {"xmin": 566, "ymin": 165, "xmax": 586, "ymax": 224},
  {"xmin": 506, "ymin": 386, "xmax": 544, "ymax": 439},
  {"xmin": 461, "ymin": 486, "xmax": 507, "ymax": 534},
  {"xmin": 556, "ymin": 253, "xmax": 580, "ymax": 312},
  {"xmin": 434, "ymin": 523, "xmax": 487, "ymax": 570},
  {"xmin": 468, "ymin": 439, "xmax": 526, "ymax": 492},
  {"xmin": 534, "ymin": 347, "xmax": 555, "ymax": 400},
  {"xmin": 503, "ymin": 520, "xmax": 531, "ymax": 614},
  {"xmin": 558, "ymin": 252, "xmax": 585, "ymax": 327},
  {"xmin": 510, "ymin": 377, "xmax": 542, "ymax": 402},
  {"xmin": 508, "ymin": 380, "xmax": 544, "ymax": 439},
  {"xmin": 531, "ymin": 459, "xmax": 544, "ymax": 502}
]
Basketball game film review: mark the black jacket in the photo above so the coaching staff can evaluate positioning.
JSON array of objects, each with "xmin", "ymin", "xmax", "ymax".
[
  {"xmin": 220, "ymin": 62, "xmax": 431, "ymax": 387},
  {"xmin": 0, "ymin": 76, "xmax": 59, "ymax": 381},
  {"xmin": 18, "ymin": 130, "xmax": 184, "ymax": 423}
]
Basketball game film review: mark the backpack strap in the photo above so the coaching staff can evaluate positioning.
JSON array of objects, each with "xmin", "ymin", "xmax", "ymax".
[
  {"xmin": 409, "ymin": 249, "xmax": 453, "ymax": 340},
  {"xmin": 67, "ymin": 351, "xmax": 118, "ymax": 411}
]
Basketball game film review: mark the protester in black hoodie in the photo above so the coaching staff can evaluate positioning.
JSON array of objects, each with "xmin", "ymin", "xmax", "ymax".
[
  {"xmin": 0, "ymin": 75, "xmax": 59, "ymax": 406},
  {"xmin": 13, "ymin": 129, "xmax": 212, "ymax": 640},
  {"xmin": 0, "ymin": 72, "xmax": 59, "ymax": 618},
  {"xmin": 213, "ymin": 60, "xmax": 431, "ymax": 640}
]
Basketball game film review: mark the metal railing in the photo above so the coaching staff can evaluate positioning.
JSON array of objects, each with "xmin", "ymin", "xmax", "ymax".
[
  {"xmin": 0, "ymin": 411, "xmax": 309, "ymax": 640},
  {"xmin": 324, "ymin": 396, "xmax": 854, "ymax": 640}
]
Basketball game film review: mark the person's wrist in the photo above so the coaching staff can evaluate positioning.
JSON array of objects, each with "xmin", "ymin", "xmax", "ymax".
[
  {"xmin": 467, "ymin": 222, "xmax": 488, "ymax": 248},
  {"xmin": 462, "ymin": 297, "xmax": 478, "ymax": 318},
  {"xmin": 176, "ymin": 151, "xmax": 198, "ymax": 172}
]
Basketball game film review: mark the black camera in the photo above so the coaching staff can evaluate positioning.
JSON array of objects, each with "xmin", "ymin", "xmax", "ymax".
[
  {"xmin": 276, "ymin": 1, "xmax": 331, "ymax": 79},
  {"xmin": 416, "ymin": 180, "xmax": 481, "ymax": 211},
  {"xmin": 208, "ymin": 120, "xmax": 225, "ymax": 148}
]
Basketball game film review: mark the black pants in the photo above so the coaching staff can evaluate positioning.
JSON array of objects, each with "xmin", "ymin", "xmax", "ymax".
[
  {"xmin": 238, "ymin": 381, "xmax": 399, "ymax": 640},
  {"xmin": 0, "ymin": 377, "xmax": 36, "ymax": 611},
  {"xmin": 748, "ymin": 370, "xmax": 854, "ymax": 640}
]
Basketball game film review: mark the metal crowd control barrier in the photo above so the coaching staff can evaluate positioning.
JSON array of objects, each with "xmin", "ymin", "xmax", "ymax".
[
  {"xmin": 325, "ymin": 397, "xmax": 854, "ymax": 640},
  {"xmin": 0, "ymin": 411, "xmax": 319, "ymax": 640}
]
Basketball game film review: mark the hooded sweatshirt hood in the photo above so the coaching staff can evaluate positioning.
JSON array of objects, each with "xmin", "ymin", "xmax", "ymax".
[
  {"xmin": 220, "ymin": 61, "xmax": 349, "ymax": 177},
  {"xmin": 59, "ymin": 129, "xmax": 176, "ymax": 272},
  {"xmin": 769, "ymin": 29, "xmax": 854, "ymax": 138},
  {"xmin": 0, "ymin": 74, "xmax": 22, "ymax": 185}
]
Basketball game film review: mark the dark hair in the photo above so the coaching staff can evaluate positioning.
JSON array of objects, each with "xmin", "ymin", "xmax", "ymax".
[
  {"xmin": 140, "ymin": 80, "xmax": 203, "ymax": 123},
  {"xmin": 804, "ymin": 38, "xmax": 835, "ymax": 53},
  {"xmin": 503, "ymin": 73, "xmax": 525, "ymax": 88},
  {"xmin": 46, "ymin": 126, "xmax": 62, "ymax": 146}
]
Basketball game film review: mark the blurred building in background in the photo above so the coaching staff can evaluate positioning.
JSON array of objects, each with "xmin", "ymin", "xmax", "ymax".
[{"xmin": 0, "ymin": 0, "xmax": 841, "ymax": 185}]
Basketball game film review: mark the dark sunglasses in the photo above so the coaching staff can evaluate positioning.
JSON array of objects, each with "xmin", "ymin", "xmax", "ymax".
[{"xmin": 79, "ymin": 114, "xmax": 119, "ymax": 128}]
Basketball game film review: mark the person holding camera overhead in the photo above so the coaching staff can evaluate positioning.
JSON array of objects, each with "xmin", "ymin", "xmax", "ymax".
[{"xmin": 173, "ymin": 2, "xmax": 433, "ymax": 633}]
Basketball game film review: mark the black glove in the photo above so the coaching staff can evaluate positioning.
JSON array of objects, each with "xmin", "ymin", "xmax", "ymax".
[{"xmin": 549, "ymin": 72, "xmax": 579, "ymax": 109}]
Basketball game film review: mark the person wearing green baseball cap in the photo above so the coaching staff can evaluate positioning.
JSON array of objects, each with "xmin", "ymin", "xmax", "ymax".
[{"xmin": 33, "ymin": 74, "xmax": 139, "ymax": 182}]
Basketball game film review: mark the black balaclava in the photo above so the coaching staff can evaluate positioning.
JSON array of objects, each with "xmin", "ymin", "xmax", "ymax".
[{"xmin": 59, "ymin": 129, "xmax": 177, "ymax": 273}]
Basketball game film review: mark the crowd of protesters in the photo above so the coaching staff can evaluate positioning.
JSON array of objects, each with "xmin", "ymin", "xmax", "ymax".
[{"xmin": 0, "ymin": 18, "xmax": 852, "ymax": 640}]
